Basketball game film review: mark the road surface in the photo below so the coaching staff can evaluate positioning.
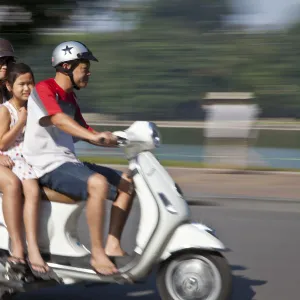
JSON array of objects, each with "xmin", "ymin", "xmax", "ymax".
[{"xmin": 14, "ymin": 194, "xmax": 300, "ymax": 300}]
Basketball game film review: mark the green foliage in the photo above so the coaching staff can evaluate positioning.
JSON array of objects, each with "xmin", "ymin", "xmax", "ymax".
[
  {"xmin": 0, "ymin": 0, "xmax": 76, "ymax": 44},
  {"xmin": 141, "ymin": 0, "xmax": 231, "ymax": 31},
  {"xmin": 4, "ymin": 0, "xmax": 300, "ymax": 119},
  {"xmin": 0, "ymin": 0, "xmax": 112, "ymax": 45}
]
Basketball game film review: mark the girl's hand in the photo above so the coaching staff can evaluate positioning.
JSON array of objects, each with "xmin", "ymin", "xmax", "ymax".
[
  {"xmin": 0, "ymin": 155, "xmax": 14, "ymax": 169},
  {"xmin": 17, "ymin": 107, "xmax": 27, "ymax": 126}
]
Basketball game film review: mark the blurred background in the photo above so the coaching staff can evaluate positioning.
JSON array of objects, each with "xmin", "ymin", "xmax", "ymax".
[
  {"xmin": 2, "ymin": 4, "xmax": 300, "ymax": 299},
  {"xmin": 2, "ymin": 0, "xmax": 300, "ymax": 169}
]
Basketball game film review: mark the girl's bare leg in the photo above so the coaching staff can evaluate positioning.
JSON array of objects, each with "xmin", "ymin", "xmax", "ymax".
[
  {"xmin": 22, "ymin": 179, "xmax": 48, "ymax": 272},
  {"xmin": 0, "ymin": 166, "xmax": 24, "ymax": 260}
]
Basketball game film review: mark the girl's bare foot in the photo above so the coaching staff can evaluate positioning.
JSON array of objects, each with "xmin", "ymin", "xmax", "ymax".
[
  {"xmin": 7, "ymin": 256, "xmax": 26, "ymax": 265},
  {"xmin": 28, "ymin": 250, "xmax": 49, "ymax": 273},
  {"xmin": 10, "ymin": 242, "xmax": 25, "ymax": 263}
]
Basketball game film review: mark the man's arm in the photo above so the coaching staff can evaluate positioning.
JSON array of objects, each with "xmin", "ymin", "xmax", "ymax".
[
  {"xmin": 34, "ymin": 82, "xmax": 102, "ymax": 144},
  {"xmin": 43, "ymin": 113, "xmax": 96, "ymax": 141},
  {"xmin": 72, "ymin": 99, "xmax": 117, "ymax": 147},
  {"xmin": 42, "ymin": 112, "xmax": 116, "ymax": 146}
]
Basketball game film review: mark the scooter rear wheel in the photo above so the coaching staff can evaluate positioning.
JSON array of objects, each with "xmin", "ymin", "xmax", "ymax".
[{"xmin": 156, "ymin": 251, "xmax": 232, "ymax": 300}]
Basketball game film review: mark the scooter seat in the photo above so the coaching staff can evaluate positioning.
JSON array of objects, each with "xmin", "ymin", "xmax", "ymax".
[{"xmin": 41, "ymin": 187, "xmax": 81, "ymax": 204}]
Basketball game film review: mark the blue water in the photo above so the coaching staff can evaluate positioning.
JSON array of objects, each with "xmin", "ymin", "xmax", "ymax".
[
  {"xmin": 255, "ymin": 147, "xmax": 300, "ymax": 169},
  {"xmin": 75, "ymin": 142, "xmax": 300, "ymax": 169}
]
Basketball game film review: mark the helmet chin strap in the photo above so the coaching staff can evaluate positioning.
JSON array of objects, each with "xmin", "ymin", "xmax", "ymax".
[
  {"xmin": 56, "ymin": 60, "xmax": 81, "ymax": 90},
  {"xmin": 68, "ymin": 71, "xmax": 80, "ymax": 90}
]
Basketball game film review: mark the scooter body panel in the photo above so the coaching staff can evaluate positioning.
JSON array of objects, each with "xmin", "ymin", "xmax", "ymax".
[
  {"xmin": 161, "ymin": 223, "xmax": 226, "ymax": 260},
  {"xmin": 130, "ymin": 151, "xmax": 190, "ymax": 254},
  {"xmin": 0, "ymin": 196, "xmax": 88, "ymax": 257}
]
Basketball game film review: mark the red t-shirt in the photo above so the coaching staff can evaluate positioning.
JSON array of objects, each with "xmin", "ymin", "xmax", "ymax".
[
  {"xmin": 23, "ymin": 78, "xmax": 93, "ymax": 178},
  {"xmin": 35, "ymin": 78, "xmax": 93, "ymax": 131}
]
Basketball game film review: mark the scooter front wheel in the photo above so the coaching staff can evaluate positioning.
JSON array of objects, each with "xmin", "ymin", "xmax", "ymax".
[{"xmin": 156, "ymin": 251, "xmax": 232, "ymax": 300}]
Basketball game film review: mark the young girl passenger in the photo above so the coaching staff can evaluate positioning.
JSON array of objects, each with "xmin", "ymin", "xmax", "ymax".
[
  {"xmin": 0, "ymin": 63, "xmax": 53, "ymax": 279},
  {"xmin": 0, "ymin": 39, "xmax": 26, "ymax": 271}
]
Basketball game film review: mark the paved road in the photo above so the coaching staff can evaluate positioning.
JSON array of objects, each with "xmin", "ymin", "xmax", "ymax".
[
  {"xmin": 12, "ymin": 169, "xmax": 300, "ymax": 300},
  {"xmin": 14, "ymin": 194, "xmax": 300, "ymax": 300}
]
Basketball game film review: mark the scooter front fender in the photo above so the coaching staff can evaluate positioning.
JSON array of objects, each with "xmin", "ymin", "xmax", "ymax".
[{"xmin": 160, "ymin": 223, "xmax": 227, "ymax": 260}]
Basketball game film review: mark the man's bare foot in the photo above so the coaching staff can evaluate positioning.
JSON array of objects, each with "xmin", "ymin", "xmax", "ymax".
[
  {"xmin": 105, "ymin": 246, "xmax": 127, "ymax": 257},
  {"xmin": 91, "ymin": 254, "xmax": 118, "ymax": 275},
  {"xmin": 105, "ymin": 239, "xmax": 127, "ymax": 257}
]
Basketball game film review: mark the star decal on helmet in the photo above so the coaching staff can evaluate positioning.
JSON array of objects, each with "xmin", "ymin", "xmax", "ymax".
[{"xmin": 62, "ymin": 45, "xmax": 73, "ymax": 55}]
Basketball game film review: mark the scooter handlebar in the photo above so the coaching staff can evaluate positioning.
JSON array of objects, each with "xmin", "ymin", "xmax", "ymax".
[
  {"xmin": 98, "ymin": 137, "xmax": 126, "ymax": 146},
  {"xmin": 112, "ymin": 131, "xmax": 128, "ymax": 146},
  {"xmin": 97, "ymin": 131, "xmax": 127, "ymax": 146}
]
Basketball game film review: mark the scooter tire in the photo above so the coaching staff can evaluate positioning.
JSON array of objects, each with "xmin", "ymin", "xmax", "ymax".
[{"xmin": 156, "ymin": 250, "xmax": 232, "ymax": 300}]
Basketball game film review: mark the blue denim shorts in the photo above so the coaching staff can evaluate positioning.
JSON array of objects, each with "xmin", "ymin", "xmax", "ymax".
[{"xmin": 39, "ymin": 162, "xmax": 123, "ymax": 201}]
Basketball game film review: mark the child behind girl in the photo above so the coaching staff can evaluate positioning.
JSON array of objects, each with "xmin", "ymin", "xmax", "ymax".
[{"xmin": 0, "ymin": 63, "xmax": 56, "ymax": 280}]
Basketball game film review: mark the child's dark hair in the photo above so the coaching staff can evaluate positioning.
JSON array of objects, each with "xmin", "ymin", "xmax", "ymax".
[{"xmin": 7, "ymin": 63, "xmax": 35, "ymax": 86}]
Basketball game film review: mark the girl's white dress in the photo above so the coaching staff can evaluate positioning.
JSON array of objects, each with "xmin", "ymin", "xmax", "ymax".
[{"xmin": 0, "ymin": 102, "xmax": 36, "ymax": 180}]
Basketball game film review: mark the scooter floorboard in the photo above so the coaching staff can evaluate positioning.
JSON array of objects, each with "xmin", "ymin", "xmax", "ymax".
[{"xmin": 45, "ymin": 254, "xmax": 136, "ymax": 270}]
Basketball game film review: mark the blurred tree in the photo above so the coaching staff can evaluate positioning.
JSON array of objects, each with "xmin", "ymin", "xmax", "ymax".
[
  {"xmin": 141, "ymin": 0, "xmax": 231, "ymax": 31},
  {"xmin": 0, "ymin": 0, "xmax": 111, "ymax": 45},
  {"xmin": 4, "ymin": 0, "xmax": 300, "ymax": 119}
]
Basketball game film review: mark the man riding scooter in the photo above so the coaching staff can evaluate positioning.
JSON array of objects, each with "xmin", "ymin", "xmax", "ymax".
[{"xmin": 23, "ymin": 41, "xmax": 134, "ymax": 276}]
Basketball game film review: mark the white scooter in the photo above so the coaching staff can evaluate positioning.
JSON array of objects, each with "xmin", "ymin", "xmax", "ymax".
[{"xmin": 0, "ymin": 121, "xmax": 232, "ymax": 300}]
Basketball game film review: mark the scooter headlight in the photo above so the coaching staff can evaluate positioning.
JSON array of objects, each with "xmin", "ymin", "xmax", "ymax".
[{"xmin": 149, "ymin": 122, "xmax": 161, "ymax": 148}]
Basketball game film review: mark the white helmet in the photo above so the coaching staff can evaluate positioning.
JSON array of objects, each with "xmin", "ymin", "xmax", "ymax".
[
  {"xmin": 51, "ymin": 41, "xmax": 98, "ymax": 90},
  {"xmin": 51, "ymin": 41, "xmax": 98, "ymax": 67}
]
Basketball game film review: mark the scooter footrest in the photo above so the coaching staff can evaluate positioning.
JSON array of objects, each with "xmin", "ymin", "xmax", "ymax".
[
  {"xmin": 0, "ymin": 276, "xmax": 60, "ymax": 293},
  {"xmin": 0, "ymin": 277, "xmax": 24, "ymax": 292},
  {"xmin": 69, "ymin": 254, "xmax": 134, "ymax": 270}
]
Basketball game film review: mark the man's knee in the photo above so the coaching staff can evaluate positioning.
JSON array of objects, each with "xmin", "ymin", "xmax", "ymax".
[
  {"xmin": 87, "ymin": 173, "xmax": 109, "ymax": 195},
  {"xmin": 118, "ymin": 172, "xmax": 134, "ymax": 195},
  {"xmin": 122, "ymin": 171, "xmax": 132, "ymax": 182}
]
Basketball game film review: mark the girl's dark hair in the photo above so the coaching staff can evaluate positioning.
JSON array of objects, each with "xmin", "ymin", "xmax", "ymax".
[
  {"xmin": 6, "ymin": 63, "xmax": 35, "ymax": 86},
  {"xmin": 0, "ymin": 85, "xmax": 11, "ymax": 103}
]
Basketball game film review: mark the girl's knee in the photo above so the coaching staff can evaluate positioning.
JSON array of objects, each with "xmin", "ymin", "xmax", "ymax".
[
  {"xmin": 4, "ymin": 174, "xmax": 21, "ymax": 192},
  {"xmin": 0, "ymin": 172, "xmax": 22, "ymax": 199}
]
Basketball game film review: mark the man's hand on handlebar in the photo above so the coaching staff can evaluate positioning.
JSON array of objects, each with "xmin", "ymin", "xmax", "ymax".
[{"xmin": 90, "ymin": 131, "xmax": 118, "ymax": 147}]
